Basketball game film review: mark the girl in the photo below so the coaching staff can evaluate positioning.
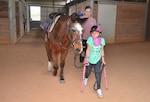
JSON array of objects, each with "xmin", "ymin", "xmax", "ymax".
[{"xmin": 84, "ymin": 25, "xmax": 106, "ymax": 97}]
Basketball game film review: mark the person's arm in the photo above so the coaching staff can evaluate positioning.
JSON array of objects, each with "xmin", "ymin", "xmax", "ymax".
[
  {"xmin": 84, "ymin": 44, "xmax": 90, "ymax": 64},
  {"xmin": 101, "ymin": 46, "xmax": 106, "ymax": 65},
  {"xmin": 86, "ymin": 44, "xmax": 90, "ymax": 58}
]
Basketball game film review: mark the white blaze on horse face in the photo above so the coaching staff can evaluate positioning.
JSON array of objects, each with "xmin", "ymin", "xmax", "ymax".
[
  {"xmin": 73, "ymin": 22, "xmax": 83, "ymax": 54},
  {"xmin": 74, "ymin": 23, "xmax": 83, "ymax": 35}
]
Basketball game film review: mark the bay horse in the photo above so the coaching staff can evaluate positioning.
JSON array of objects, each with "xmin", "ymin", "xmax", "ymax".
[{"xmin": 42, "ymin": 12, "xmax": 87, "ymax": 83}]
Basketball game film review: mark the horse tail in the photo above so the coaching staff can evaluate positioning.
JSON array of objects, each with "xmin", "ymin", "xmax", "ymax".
[{"xmin": 42, "ymin": 30, "xmax": 49, "ymax": 43}]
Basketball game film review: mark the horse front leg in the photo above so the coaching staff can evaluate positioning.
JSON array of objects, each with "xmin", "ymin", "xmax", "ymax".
[
  {"xmin": 52, "ymin": 51, "xmax": 59, "ymax": 76},
  {"xmin": 60, "ymin": 61, "xmax": 65, "ymax": 83},
  {"xmin": 53, "ymin": 63, "xmax": 59, "ymax": 76},
  {"xmin": 59, "ymin": 50, "xmax": 68, "ymax": 83}
]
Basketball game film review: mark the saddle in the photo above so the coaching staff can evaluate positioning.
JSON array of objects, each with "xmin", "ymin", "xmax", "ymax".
[
  {"xmin": 40, "ymin": 12, "xmax": 66, "ymax": 32},
  {"xmin": 49, "ymin": 12, "xmax": 66, "ymax": 19}
]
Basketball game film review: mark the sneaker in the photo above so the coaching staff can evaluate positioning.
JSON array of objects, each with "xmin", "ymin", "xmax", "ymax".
[
  {"xmin": 97, "ymin": 89, "xmax": 103, "ymax": 98},
  {"xmin": 84, "ymin": 78, "xmax": 88, "ymax": 85}
]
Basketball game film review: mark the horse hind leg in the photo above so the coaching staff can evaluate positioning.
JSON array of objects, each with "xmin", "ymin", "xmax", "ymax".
[
  {"xmin": 53, "ymin": 64, "xmax": 58, "ymax": 76},
  {"xmin": 48, "ymin": 49, "xmax": 53, "ymax": 71},
  {"xmin": 51, "ymin": 51, "xmax": 59, "ymax": 76},
  {"xmin": 47, "ymin": 53, "xmax": 53, "ymax": 72},
  {"xmin": 45, "ymin": 43, "xmax": 52, "ymax": 72}
]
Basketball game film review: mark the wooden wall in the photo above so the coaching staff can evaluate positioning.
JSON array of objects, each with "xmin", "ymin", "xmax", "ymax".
[
  {"xmin": 69, "ymin": 2, "xmax": 147, "ymax": 44},
  {"xmin": 0, "ymin": 1, "xmax": 10, "ymax": 44},
  {"xmin": 0, "ymin": 1, "xmax": 26, "ymax": 44},
  {"xmin": 145, "ymin": 2, "xmax": 150, "ymax": 41},
  {"xmin": 93, "ymin": 3, "xmax": 98, "ymax": 22},
  {"xmin": 115, "ymin": 3, "xmax": 146, "ymax": 43},
  {"xmin": 15, "ymin": 1, "xmax": 20, "ymax": 38}
]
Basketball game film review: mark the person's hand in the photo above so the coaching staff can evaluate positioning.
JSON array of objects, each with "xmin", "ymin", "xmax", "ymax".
[
  {"xmin": 102, "ymin": 58, "xmax": 106, "ymax": 65},
  {"xmin": 84, "ymin": 58, "xmax": 89, "ymax": 66}
]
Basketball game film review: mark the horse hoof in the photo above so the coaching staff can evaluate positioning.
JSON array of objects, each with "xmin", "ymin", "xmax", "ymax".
[
  {"xmin": 60, "ymin": 78, "xmax": 65, "ymax": 83},
  {"xmin": 48, "ymin": 68, "xmax": 52, "ymax": 72}
]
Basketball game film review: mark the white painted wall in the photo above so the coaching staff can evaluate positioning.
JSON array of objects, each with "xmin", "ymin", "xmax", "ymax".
[{"xmin": 98, "ymin": 4, "xmax": 117, "ymax": 44}]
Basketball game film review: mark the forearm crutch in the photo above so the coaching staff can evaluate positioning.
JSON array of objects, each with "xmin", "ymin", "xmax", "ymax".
[
  {"xmin": 103, "ymin": 64, "xmax": 108, "ymax": 90},
  {"xmin": 81, "ymin": 63, "xmax": 88, "ymax": 92}
]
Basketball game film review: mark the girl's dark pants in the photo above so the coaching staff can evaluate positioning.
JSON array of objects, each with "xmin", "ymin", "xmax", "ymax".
[
  {"xmin": 85, "ymin": 60, "xmax": 102, "ymax": 89},
  {"xmin": 80, "ymin": 39, "xmax": 87, "ymax": 62}
]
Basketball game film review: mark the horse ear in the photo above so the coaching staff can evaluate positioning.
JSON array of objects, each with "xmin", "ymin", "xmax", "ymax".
[
  {"xmin": 70, "ymin": 12, "xmax": 80, "ymax": 23},
  {"xmin": 77, "ymin": 18, "xmax": 88, "ymax": 25}
]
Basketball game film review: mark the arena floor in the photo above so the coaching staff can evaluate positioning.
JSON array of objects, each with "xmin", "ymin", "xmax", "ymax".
[{"xmin": 0, "ymin": 29, "xmax": 150, "ymax": 102}]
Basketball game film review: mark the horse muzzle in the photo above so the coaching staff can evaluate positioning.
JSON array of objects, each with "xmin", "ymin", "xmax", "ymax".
[{"xmin": 75, "ymin": 48, "xmax": 83, "ymax": 54}]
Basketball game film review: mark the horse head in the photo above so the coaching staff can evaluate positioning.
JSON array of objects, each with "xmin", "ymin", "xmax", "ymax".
[{"xmin": 68, "ymin": 13, "xmax": 87, "ymax": 54}]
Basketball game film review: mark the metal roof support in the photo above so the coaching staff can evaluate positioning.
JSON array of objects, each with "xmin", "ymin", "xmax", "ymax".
[
  {"xmin": 26, "ymin": 5, "xmax": 30, "ymax": 32},
  {"xmin": 8, "ymin": 0, "xmax": 15, "ymax": 43}
]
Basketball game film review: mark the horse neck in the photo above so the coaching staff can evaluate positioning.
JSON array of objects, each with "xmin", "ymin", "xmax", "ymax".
[{"xmin": 55, "ymin": 17, "xmax": 72, "ymax": 48}]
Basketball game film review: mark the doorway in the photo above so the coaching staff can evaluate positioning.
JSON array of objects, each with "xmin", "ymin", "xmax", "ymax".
[{"xmin": 30, "ymin": 6, "xmax": 41, "ymax": 28}]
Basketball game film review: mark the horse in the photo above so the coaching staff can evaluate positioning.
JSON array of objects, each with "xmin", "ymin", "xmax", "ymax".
[{"xmin": 42, "ymin": 12, "xmax": 87, "ymax": 83}]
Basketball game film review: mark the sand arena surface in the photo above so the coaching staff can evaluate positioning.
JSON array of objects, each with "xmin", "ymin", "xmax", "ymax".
[{"xmin": 0, "ymin": 29, "xmax": 150, "ymax": 102}]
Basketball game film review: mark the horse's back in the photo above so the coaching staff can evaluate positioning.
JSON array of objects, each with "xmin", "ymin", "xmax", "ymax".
[{"xmin": 52, "ymin": 15, "xmax": 70, "ymax": 33}]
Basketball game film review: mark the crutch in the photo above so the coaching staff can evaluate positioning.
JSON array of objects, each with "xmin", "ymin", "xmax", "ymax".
[
  {"xmin": 103, "ymin": 64, "xmax": 108, "ymax": 90},
  {"xmin": 81, "ymin": 63, "xmax": 88, "ymax": 92}
]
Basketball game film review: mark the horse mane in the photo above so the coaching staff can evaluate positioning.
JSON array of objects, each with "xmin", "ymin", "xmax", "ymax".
[
  {"xmin": 70, "ymin": 12, "xmax": 80, "ymax": 23},
  {"xmin": 50, "ymin": 15, "xmax": 70, "ymax": 44}
]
